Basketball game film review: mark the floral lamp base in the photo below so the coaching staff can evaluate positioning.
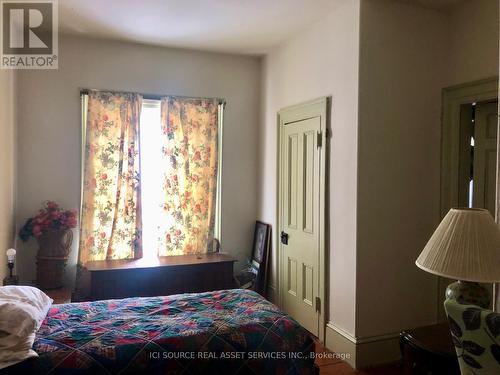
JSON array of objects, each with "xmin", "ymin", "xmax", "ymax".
[{"xmin": 445, "ymin": 280, "xmax": 490, "ymax": 308}]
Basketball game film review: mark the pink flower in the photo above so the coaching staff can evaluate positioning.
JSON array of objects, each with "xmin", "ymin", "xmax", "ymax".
[
  {"xmin": 175, "ymin": 229, "xmax": 181, "ymax": 236},
  {"xmin": 101, "ymin": 173, "xmax": 108, "ymax": 180},
  {"xmin": 100, "ymin": 232, "xmax": 106, "ymax": 239},
  {"xmin": 103, "ymin": 114, "xmax": 109, "ymax": 121},
  {"xmin": 47, "ymin": 201, "xmax": 59, "ymax": 210},
  {"xmin": 33, "ymin": 225, "xmax": 42, "ymax": 237},
  {"xmin": 166, "ymin": 234, "xmax": 171, "ymax": 243}
]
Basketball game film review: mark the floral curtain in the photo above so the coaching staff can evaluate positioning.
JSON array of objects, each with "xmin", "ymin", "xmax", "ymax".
[
  {"xmin": 158, "ymin": 97, "xmax": 219, "ymax": 255},
  {"xmin": 78, "ymin": 91, "xmax": 143, "ymax": 264}
]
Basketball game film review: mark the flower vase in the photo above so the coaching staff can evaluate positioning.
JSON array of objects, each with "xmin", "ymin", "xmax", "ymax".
[{"xmin": 36, "ymin": 229, "xmax": 73, "ymax": 289}]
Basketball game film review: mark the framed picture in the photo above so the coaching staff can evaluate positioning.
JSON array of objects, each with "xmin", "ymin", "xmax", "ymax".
[
  {"xmin": 252, "ymin": 221, "xmax": 270, "ymax": 264},
  {"xmin": 252, "ymin": 221, "xmax": 271, "ymax": 296}
]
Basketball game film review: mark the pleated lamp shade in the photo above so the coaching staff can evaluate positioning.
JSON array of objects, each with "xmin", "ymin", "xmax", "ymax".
[{"xmin": 416, "ymin": 208, "xmax": 500, "ymax": 283}]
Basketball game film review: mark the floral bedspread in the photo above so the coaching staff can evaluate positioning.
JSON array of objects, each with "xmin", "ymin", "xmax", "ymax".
[{"xmin": 7, "ymin": 289, "xmax": 316, "ymax": 374}]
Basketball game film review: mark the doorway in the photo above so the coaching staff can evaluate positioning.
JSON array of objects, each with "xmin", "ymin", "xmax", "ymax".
[
  {"xmin": 277, "ymin": 97, "xmax": 328, "ymax": 341},
  {"xmin": 440, "ymin": 77, "xmax": 499, "ymax": 318},
  {"xmin": 457, "ymin": 100, "xmax": 499, "ymax": 215}
]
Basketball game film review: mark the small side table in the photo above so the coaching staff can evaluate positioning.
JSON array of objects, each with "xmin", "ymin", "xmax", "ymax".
[
  {"xmin": 44, "ymin": 287, "xmax": 72, "ymax": 304},
  {"xmin": 400, "ymin": 323, "xmax": 460, "ymax": 375}
]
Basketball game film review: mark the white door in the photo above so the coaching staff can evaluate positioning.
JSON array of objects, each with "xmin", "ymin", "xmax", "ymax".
[
  {"xmin": 473, "ymin": 101, "xmax": 498, "ymax": 215},
  {"xmin": 278, "ymin": 99, "xmax": 326, "ymax": 338}
]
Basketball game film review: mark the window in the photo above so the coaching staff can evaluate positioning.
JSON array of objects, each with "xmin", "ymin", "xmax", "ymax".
[
  {"xmin": 80, "ymin": 92, "xmax": 223, "ymax": 262},
  {"xmin": 140, "ymin": 100, "xmax": 163, "ymax": 259}
]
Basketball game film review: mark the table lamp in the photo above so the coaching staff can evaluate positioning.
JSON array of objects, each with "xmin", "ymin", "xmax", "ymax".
[
  {"xmin": 3, "ymin": 248, "xmax": 19, "ymax": 285},
  {"xmin": 416, "ymin": 208, "xmax": 500, "ymax": 308}
]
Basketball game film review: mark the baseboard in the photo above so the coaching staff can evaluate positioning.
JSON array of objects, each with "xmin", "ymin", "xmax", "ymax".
[
  {"xmin": 325, "ymin": 322, "xmax": 357, "ymax": 368},
  {"xmin": 325, "ymin": 322, "xmax": 401, "ymax": 369}
]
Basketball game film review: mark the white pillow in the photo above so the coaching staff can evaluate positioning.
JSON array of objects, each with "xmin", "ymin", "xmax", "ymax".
[
  {"xmin": 0, "ymin": 286, "xmax": 53, "ymax": 337},
  {"xmin": 0, "ymin": 331, "xmax": 38, "ymax": 369}
]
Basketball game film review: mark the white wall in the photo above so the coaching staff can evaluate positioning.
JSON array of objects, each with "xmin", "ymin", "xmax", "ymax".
[
  {"xmin": 0, "ymin": 70, "xmax": 16, "ymax": 282},
  {"xmin": 16, "ymin": 35, "xmax": 261, "ymax": 288},
  {"xmin": 356, "ymin": 0, "xmax": 450, "ymax": 338},
  {"xmin": 259, "ymin": 0, "xmax": 360, "ymax": 335}
]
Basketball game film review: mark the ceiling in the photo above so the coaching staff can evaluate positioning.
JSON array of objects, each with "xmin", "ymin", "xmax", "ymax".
[
  {"xmin": 59, "ymin": 0, "xmax": 468, "ymax": 55},
  {"xmin": 59, "ymin": 0, "xmax": 338, "ymax": 55}
]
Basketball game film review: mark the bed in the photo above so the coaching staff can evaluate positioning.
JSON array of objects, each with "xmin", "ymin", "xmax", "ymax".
[{"xmin": 6, "ymin": 289, "xmax": 316, "ymax": 374}]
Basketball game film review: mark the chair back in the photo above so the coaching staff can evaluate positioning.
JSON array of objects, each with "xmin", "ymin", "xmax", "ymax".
[{"xmin": 444, "ymin": 298, "xmax": 500, "ymax": 374}]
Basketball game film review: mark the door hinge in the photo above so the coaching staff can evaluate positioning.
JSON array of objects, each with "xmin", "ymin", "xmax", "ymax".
[
  {"xmin": 317, "ymin": 131, "xmax": 323, "ymax": 148},
  {"xmin": 315, "ymin": 296, "xmax": 321, "ymax": 312}
]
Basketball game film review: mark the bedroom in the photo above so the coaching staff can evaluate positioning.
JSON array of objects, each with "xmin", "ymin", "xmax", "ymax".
[{"xmin": 0, "ymin": 0, "xmax": 499, "ymax": 374}]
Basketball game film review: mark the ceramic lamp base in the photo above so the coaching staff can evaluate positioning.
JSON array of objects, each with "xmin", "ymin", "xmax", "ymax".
[{"xmin": 446, "ymin": 280, "xmax": 490, "ymax": 308}]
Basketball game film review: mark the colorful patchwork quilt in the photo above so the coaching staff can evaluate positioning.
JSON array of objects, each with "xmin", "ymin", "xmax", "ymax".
[{"xmin": 6, "ymin": 289, "xmax": 316, "ymax": 374}]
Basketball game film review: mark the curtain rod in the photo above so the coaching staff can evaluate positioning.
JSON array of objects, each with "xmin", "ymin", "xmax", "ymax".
[{"xmin": 79, "ymin": 88, "xmax": 226, "ymax": 106}]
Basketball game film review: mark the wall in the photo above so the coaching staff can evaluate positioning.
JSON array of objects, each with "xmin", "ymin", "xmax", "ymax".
[
  {"xmin": 259, "ymin": 0, "xmax": 360, "ymax": 335},
  {"xmin": 259, "ymin": 0, "xmax": 498, "ymax": 367},
  {"xmin": 16, "ymin": 35, "xmax": 261, "ymax": 288},
  {"xmin": 446, "ymin": 0, "xmax": 499, "ymax": 86},
  {"xmin": 356, "ymin": 0, "xmax": 499, "ymax": 341},
  {"xmin": 0, "ymin": 70, "xmax": 16, "ymax": 282},
  {"xmin": 356, "ymin": 0, "xmax": 449, "ymax": 339}
]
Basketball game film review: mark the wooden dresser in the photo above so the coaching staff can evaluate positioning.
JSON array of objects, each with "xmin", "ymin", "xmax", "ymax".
[{"xmin": 85, "ymin": 253, "xmax": 237, "ymax": 301}]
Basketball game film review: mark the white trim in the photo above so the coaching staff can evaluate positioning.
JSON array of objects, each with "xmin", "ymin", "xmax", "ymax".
[
  {"xmin": 326, "ymin": 322, "xmax": 400, "ymax": 345},
  {"xmin": 214, "ymin": 103, "xmax": 224, "ymax": 245}
]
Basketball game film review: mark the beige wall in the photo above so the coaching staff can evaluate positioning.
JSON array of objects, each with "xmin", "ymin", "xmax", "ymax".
[
  {"xmin": 447, "ymin": 0, "xmax": 499, "ymax": 86},
  {"xmin": 259, "ymin": 0, "xmax": 360, "ymax": 335},
  {"xmin": 356, "ymin": 0, "xmax": 498, "ymax": 340},
  {"xmin": 356, "ymin": 0, "xmax": 449, "ymax": 338},
  {"xmin": 16, "ymin": 35, "xmax": 261, "ymax": 288},
  {"xmin": 0, "ymin": 70, "xmax": 16, "ymax": 282},
  {"xmin": 260, "ymin": 0, "xmax": 498, "ymax": 363}
]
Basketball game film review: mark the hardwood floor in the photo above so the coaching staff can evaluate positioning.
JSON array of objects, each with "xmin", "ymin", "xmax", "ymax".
[{"xmin": 314, "ymin": 341, "xmax": 403, "ymax": 375}]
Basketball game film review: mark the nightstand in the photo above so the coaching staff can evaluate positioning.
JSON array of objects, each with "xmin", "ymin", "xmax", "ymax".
[
  {"xmin": 400, "ymin": 323, "xmax": 460, "ymax": 374},
  {"xmin": 44, "ymin": 287, "xmax": 72, "ymax": 304}
]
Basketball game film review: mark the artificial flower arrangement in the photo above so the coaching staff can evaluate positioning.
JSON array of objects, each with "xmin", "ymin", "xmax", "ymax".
[{"xmin": 19, "ymin": 201, "xmax": 78, "ymax": 241}]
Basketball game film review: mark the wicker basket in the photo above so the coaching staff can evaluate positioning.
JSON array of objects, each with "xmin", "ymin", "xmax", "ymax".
[{"xmin": 36, "ymin": 229, "xmax": 73, "ymax": 290}]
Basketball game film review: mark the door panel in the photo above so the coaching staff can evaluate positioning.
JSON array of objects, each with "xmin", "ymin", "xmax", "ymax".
[
  {"xmin": 287, "ymin": 134, "xmax": 299, "ymax": 229},
  {"xmin": 473, "ymin": 101, "xmax": 498, "ymax": 216},
  {"xmin": 281, "ymin": 116, "xmax": 321, "ymax": 336}
]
